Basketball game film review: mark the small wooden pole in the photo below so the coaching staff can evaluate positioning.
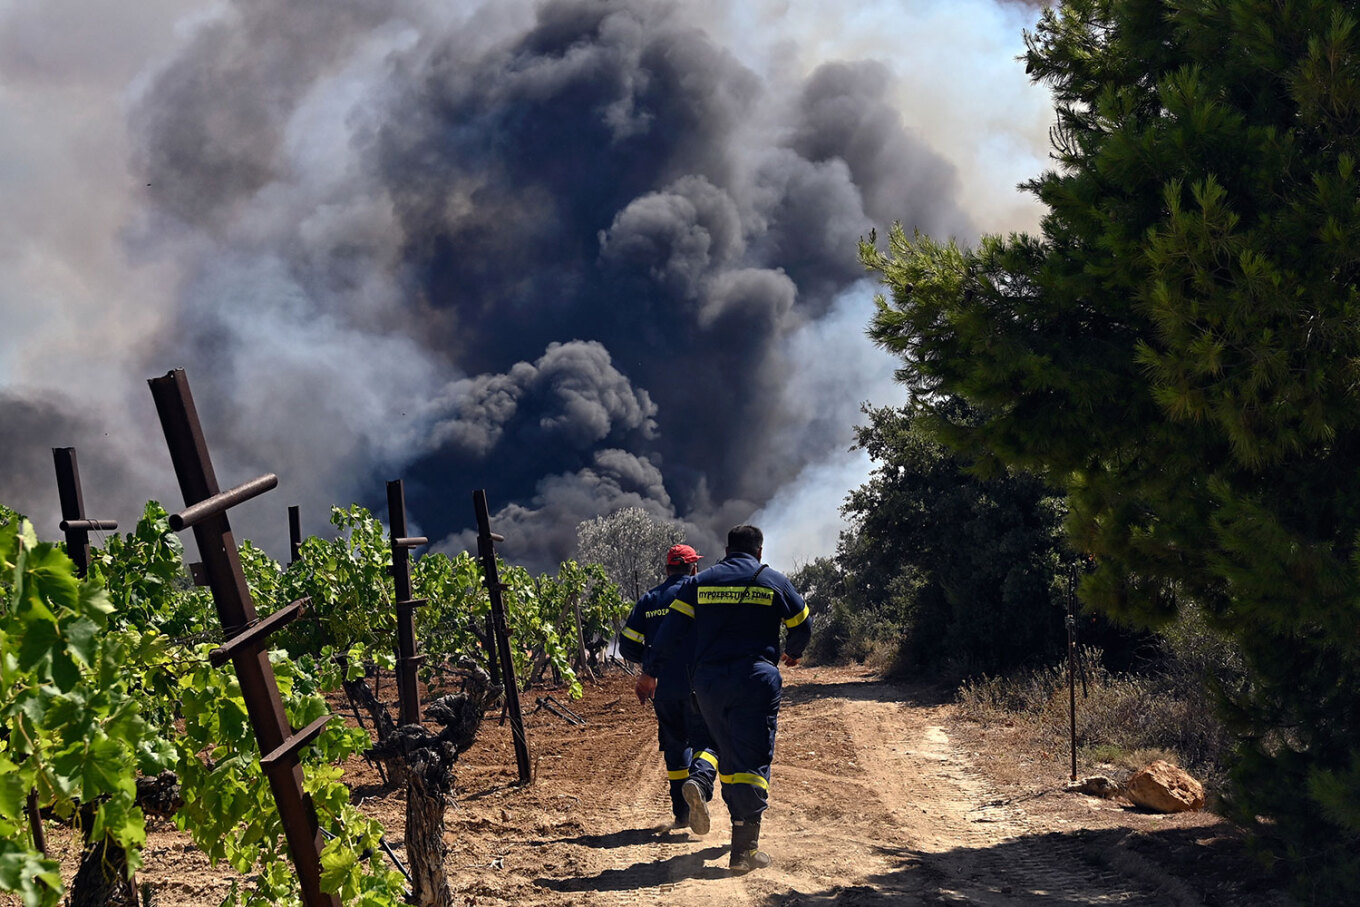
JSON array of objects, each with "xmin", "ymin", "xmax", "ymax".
[
  {"xmin": 1066, "ymin": 565, "xmax": 1078, "ymax": 782},
  {"xmin": 53, "ymin": 447, "xmax": 116, "ymax": 578}
]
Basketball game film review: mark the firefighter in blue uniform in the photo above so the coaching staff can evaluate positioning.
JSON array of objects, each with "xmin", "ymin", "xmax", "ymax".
[
  {"xmin": 617, "ymin": 544, "xmax": 719, "ymax": 832},
  {"xmin": 639, "ymin": 525, "xmax": 812, "ymax": 873}
]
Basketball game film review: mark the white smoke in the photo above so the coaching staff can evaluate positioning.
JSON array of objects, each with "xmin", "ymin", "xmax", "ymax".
[{"xmin": 752, "ymin": 281, "xmax": 907, "ymax": 571}]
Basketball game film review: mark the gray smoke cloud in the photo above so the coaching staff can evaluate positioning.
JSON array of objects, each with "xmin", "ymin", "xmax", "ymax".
[
  {"xmin": 424, "ymin": 341, "xmax": 657, "ymax": 457},
  {"xmin": 0, "ymin": 391, "xmax": 153, "ymax": 525},
  {"xmin": 0, "ymin": 0, "xmax": 1050, "ymax": 572}
]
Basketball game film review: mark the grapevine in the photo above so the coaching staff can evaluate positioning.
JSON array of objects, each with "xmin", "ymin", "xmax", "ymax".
[
  {"xmin": 0, "ymin": 505, "xmax": 406, "ymax": 907},
  {"xmin": 0, "ymin": 499, "xmax": 630, "ymax": 906},
  {"xmin": 0, "ymin": 513, "xmax": 154, "ymax": 907}
]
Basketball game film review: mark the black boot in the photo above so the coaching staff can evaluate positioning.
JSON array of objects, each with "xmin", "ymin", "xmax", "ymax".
[{"xmin": 729, "ymin": 819, "xmax": 771, "ymax": 872}]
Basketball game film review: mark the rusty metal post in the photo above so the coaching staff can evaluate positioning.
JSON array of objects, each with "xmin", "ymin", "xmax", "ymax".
[
  {"xmin": 387, "ymin": 480, "xmax": 427, "ymax": 726},
  {"xmin": 148, "ymin": 369, "xmax": 339, "ymax": 907},
  {"xmin": 288, "ymin": 506, "xmax": 302, "ymax": 565},
  {"xmin": 45, "ymin": 447, "xmax": 120, "ymax": 857},
  {"xmin": 23, "ymin": 788, "xmax": 45, "ymax": 857},
  {"xmin": 473, "ymin": 490, "xmax": 531, "ymax": 783},
  {"xmin": 53, "ymin": 448, "xmax": 117, "ymax": 578},
  {"xmin": 484, "ymin": 613, "xmax": 502, "ymax": 689}
]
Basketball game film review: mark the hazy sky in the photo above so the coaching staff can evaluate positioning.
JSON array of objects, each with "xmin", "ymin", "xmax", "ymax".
[{"xmin": 0, "ymin": 0, "xmax": 1051, "ymax": 573}]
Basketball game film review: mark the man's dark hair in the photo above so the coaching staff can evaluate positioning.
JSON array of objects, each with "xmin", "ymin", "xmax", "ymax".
[{"xmin": 727, "ymin": 524, "xmax": 763, "ymax": 556}]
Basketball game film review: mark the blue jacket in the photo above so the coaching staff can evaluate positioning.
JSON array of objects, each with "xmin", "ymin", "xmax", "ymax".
[
  {"xmin": 653, "ymin": 551, "xmax": 811, "ymax": 668},
  {"xmin": 618, "ymin": 574, "xmax": 695, "ymax": 699}
]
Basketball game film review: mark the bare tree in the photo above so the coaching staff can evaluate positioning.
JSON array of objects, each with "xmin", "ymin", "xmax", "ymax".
[{"xmin": 575, "ymin": 507, "xmax": 684, "ymax": 602}]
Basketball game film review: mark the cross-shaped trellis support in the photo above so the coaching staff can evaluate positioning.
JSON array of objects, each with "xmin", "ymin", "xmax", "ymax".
[
  {"xmin": 148, "ymin": 368, "xmax": 339, "ymax": 907},
  {"xmin": 33, "ymin": 447, "xmax": 121, "ymax": 858},
  {"xmin": 53, "ymin": 447, "xmax": 117, "ymax": 579}
]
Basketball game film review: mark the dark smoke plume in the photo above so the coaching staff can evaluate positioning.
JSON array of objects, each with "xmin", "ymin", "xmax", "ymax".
[{"xmin": 1, "ymin": 0, "xmax": 1048, "ymax": 570}]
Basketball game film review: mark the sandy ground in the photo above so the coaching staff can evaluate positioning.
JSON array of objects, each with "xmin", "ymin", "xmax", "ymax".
[{"xmin": 12, "ymin": 664, "xmax": 1295, "ymax": 906}]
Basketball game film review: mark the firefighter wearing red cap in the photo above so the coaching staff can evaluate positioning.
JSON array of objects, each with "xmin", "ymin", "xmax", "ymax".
[
  {"xmin": 617, "ymin": 543, "xmax": 719, "ymax": 832},
  {"xmin": 640, "ymin": 524, "xmax": 812, "ymax": 873}
]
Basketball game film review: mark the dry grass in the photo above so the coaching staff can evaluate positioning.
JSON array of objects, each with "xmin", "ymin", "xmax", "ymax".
[{"xmin": 955, "ymin": 645, "xmax": 1236, "ymax": 800}]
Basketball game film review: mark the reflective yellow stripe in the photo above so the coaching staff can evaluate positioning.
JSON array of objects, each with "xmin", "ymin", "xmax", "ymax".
[
  {"xmin": 698, "ymin": 585, "xmax": 775, "ymax": 606},
  {"xmin": 622, "ymin": 627, "xmax": 645, "ymax": 643},
  {"xmin": 697, "ymin": 750, "xmax": 718, "ymax": 768},
  {"xmin": 784, "ymin": 605, "xmax": 809, "ymax": 628},
  {"xmin": 667, "ymin": 768, "xmax": 689, "ymax": 781},
  {"xmin": 719, "ymin": 772, "xmax": 769, "ymax": 790},
  {"xmin": 670, "ymin": 600, "xmax": 695, "ymax": 617}
]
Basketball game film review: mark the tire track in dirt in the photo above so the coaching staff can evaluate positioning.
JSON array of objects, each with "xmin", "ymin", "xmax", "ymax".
[
  {"xmin": 837, "ymin": 684, "xmax": 1182, "ymax": 906},
  {"xmin": 590, "ymin": 717, "xmax": 752, "ymax": 906},
  {"xmin": 581, "ymin": 718, "xmax": 720, "ymax": 904},
  {"xmin": 619, "ymin": 668, "xmax": 1183, "ymax": 906}
]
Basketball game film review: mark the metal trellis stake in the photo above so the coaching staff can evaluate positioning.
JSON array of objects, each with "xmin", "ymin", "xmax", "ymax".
[
  {"xmin": 484, "ymin": 611, "xmax": 502, "ymax": 689},
  {"xmin": 148, "ymin": 368, "xmax": 339, "ymax": 907},
  {"xmin": 288, "ymin": 505, "xmax": 302, "ymax": 565},
  {"xmin": 473, "ymin": 489, "xmax": 531, "ymax": 783},
  {"xmin": 387, "ymin": 479, "xmax": 428, "ymax": 726},
  {"xmin": 41, "ymin": 447, "xmax": 120, "ymax": 857},
  {"xmin": 53, "ymin": 447, "xmax": 118, "ymax": 579},
  {"xmin": 1066, "ymin": 564, "xmax": 1079, "ymax": 782}
]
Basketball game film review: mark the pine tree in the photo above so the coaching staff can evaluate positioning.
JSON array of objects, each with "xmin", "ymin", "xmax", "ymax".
[
  {"xmin": 864, "ymin": 2, "xmax": 1360, "ymax": 898},
  {"xmin": 832, "ymin": 402, "xmax": 1075, "ymax": 676}
]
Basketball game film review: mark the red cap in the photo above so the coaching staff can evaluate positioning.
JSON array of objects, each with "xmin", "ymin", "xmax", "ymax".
[{"xmin": 666, "ymin": 544, "xmax": 703, "ymax": 566}]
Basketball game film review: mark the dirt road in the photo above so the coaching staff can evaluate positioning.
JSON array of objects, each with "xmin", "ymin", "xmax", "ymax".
[
  {"xmin": 391, "ymin": 665, "xmax": 1286, "ymax": 906},
  {"xmin": 22, "ymin": 664, "xmax": 1290, "ymax": 906}
]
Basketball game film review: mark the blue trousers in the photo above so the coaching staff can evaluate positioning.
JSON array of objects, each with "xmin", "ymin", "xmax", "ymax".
[
  {"xmin": 654, "ymin": 693, "xmax": 718, "ymax": 818},
  {"xmin": 692, "ymin": 658, "xmax": 780, "ymax": 823}
]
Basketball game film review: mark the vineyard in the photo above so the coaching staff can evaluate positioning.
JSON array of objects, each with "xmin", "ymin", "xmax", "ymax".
[
  {"xmin": 0, "ymin": 374, "xmax": 1324, "ymax": 907},
  {"xmin": 0, "ymin": 482, "xmax": 629, "ymax": 907},
  {"xmin": 0, "ymin": 365, "xmax": 1308, "ymax": 907}
]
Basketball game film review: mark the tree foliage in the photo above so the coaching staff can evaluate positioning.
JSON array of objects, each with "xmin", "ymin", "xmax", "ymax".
[
  {"xmin": 575, "ymin": 507, "xmax": 684, "ymax": 602},
  {"xmin": 863, "ymin": 1, "xmax": 1360, "ymax": 897},
  {"xmin": 796, "ymin": 403, "xmax": 1077, "ymax": 676}
]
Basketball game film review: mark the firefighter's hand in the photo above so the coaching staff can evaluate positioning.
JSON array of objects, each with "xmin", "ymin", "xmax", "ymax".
[
  {"xmin": 781, "ymin": 653, "xmax": 801, "ymax": 667},
  {"xmin": 635, "ymin": 673, "xmax": 658, "ymax": 703}
]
